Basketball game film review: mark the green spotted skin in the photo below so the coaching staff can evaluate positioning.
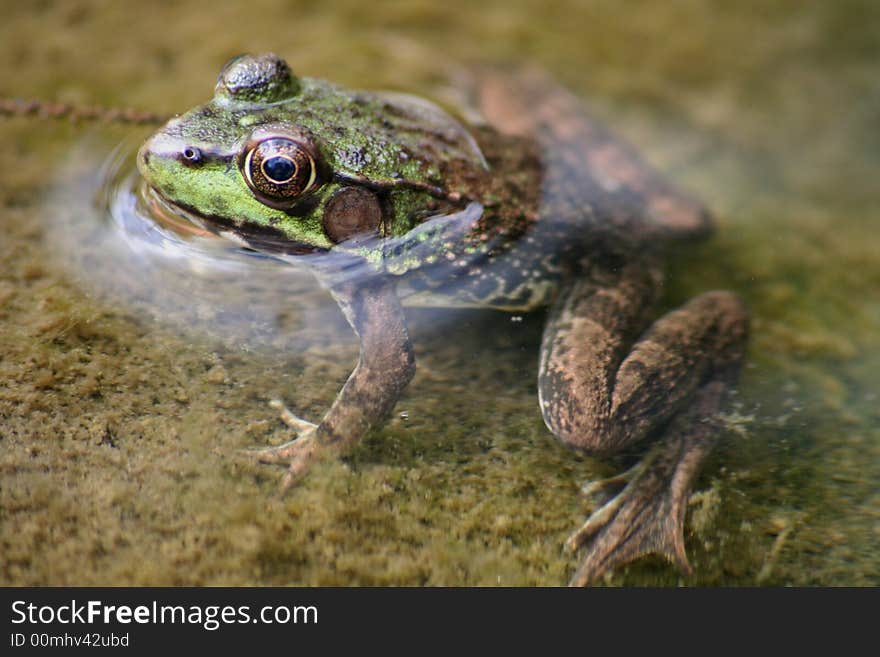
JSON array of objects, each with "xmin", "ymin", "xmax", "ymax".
[{"xmin": 138, "ymin": 55, "xmax": 495, "ymax": 253}]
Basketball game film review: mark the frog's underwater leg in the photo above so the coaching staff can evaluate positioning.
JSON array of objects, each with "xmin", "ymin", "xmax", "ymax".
[
  {"xmin": 538, "ymin": 262, "xmax": 749, "ymax": 585},
  {"xmin": 248, "ymin": 276, "xmax": 415, "ymax": 491}
]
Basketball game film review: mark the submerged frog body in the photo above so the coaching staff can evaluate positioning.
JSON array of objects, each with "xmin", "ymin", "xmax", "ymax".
[{"xmin": 137, "ymin": 54, "xmax": 749, "ymax": 585}]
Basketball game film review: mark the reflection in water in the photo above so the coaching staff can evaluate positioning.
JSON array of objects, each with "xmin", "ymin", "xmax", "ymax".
[
  {"xmin": 46, "ymin": 136, "xmax": 354, "ymax": 351},
  {"xmin": 43, "ymin": 134, "xmax": 489, "ymax": 353}
]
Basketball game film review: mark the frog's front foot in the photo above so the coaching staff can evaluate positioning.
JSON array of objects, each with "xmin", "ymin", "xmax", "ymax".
[
  {"xmin": 242, "ymin": 399, "xmax": 321, "ymax": 493},
  {"xmin": 565, "ymin": 440, "xmax": 695, "ymax": 587}
]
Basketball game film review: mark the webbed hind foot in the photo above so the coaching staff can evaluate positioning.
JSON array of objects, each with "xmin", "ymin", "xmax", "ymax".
[{"xmin": 566, "ymin": 437, "xmax": 698, "ymax": 586}]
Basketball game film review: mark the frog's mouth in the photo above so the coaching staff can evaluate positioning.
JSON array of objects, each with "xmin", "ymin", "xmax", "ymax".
[{"xmin": 141, "ymin": 183, "xmax": 326, "ymax": 256}]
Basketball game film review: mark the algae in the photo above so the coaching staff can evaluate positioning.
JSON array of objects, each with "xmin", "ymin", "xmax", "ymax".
[{"xmin": 1, "ymin": 0, "xmax": 878, "ymax": 585}]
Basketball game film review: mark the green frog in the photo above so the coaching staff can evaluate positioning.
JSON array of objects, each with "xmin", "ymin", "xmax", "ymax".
[{"xmin": 136, "ymin": 53, "xmax": 749, "ymax": 585}]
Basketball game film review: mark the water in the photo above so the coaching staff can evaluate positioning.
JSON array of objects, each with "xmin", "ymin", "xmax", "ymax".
[{"xmin": 0, "ymin": 0, "xmax": 877, "ymax": 585}]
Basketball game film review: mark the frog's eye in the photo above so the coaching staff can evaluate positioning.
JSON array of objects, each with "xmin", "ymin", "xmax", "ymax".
[{"xmin": 241, "ymin": 138, "xmax": 320, "ymax": 204}]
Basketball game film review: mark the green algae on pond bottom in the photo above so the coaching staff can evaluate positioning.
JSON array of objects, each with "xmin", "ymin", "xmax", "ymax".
[{"xmin": 1, "ymin": 0, "xmax": 879, "ymax": 586}]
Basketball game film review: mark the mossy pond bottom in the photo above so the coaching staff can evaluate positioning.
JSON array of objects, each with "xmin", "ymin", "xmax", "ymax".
[{"xmin": 1, "ymin": 0, "xmax": 878, "ymax": 585}]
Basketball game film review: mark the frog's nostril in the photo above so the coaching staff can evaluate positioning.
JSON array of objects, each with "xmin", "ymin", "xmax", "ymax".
[{"xmin": 181, "ymin": 147, "xmax": 202, "ymax": 164}]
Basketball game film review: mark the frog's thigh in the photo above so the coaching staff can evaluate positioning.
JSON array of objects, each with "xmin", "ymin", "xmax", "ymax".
[{"xmin": 538, "ymin": 271, "xmax": 748, "ymax": 455}]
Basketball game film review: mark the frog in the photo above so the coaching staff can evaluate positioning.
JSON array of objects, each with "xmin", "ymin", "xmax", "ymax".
[{"xmin": 135, "ymin": 53, "xmax": 749, "ymax": 586}]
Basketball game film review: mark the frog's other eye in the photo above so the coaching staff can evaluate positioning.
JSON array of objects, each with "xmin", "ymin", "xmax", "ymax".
[{"xmin": 241, "ymin": 138, "xmax": 320, "ymax": 204}]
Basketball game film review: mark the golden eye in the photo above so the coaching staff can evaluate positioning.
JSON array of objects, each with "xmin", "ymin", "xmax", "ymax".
[{"xmin": 242, "ymin": 138, "xmax": 319, "ymax": 203}]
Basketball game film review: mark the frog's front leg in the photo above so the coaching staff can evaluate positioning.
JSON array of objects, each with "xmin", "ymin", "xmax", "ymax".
[
  {"xmin": 251, "ymin": 275, "xmax": 415, "ymax": 490},
  {"xmin": 539, "ymin": 261, "xmax": 749, "ymax": 585}
]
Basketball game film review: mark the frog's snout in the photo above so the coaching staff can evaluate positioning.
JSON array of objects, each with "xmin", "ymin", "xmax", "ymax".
[
  {"xmin": 137, "ymin": 131, "xmax": 196, "ymax": 186},
  {"xmin": 136, "ymin": 133, "xmax": 165, "ymax": 182},
  {"xmin": 136, "ymin": 142, "xmax": 151, "ymax": 170}
]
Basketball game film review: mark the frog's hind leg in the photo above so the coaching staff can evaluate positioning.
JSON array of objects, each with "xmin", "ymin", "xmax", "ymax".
[
  {"xmin": 538, "ymin": 263, "xmax": 748, "ymax": 585},
  {"xmin": 564, "ymin": 379, "xmax": 732, "ymax": 586}
]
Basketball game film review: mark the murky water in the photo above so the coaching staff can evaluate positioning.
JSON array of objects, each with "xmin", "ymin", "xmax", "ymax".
[{"xmin": 1, "ymin": 0, "xmax": 877, "ymax": 585}]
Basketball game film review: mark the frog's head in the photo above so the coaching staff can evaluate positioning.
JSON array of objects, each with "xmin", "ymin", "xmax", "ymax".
[{"xmin": 137, "ymin": 53, "xmax": 487, "ymax": 254}]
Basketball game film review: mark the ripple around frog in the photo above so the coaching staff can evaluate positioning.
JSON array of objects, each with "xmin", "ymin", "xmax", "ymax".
[
  {"xmin": 42, "ymin": 134, "xmax": 489, "ymax": 352},
  {"xmin": 43, "ymin": 134, "xmax": 350, "ymax": 351}
]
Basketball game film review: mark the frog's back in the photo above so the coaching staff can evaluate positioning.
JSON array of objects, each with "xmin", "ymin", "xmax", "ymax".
[
  {"xmin": 472, "ymin": 67, "xmax": 714, "ymax": 244},
  {"xmin": 396, "ymin": 68, "xmax": 713, "ymax": 312}
]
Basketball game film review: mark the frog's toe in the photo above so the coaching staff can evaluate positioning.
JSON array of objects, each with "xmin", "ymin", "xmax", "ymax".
[
  {"xmin": 241, "ymin": 436, "xmax": 309, "ymax": 464},
  {"xmin": 269, "ymin": 398, "xmax": 318, "ymax": 434},
  {"xmin": 241, "ymin": 430, "xmax": 321, "ymax": 495},
  {"xmin": 239, "ymin": 399, "xmax": 322, "ymax": 492},
  {"xmin": 239, "ymin": 399, "xmax": 318, "ymax": 464},
  {"xmin": 277, "ymin": 436, "xmax": 321, "ymax": 493},
  {"xmin": 565, "ymin": 449, "xmax": 693, "ymax": 586},
  {"xmin": 578, "ymin": 462, "xmax": 641, "ymax": 505}
]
